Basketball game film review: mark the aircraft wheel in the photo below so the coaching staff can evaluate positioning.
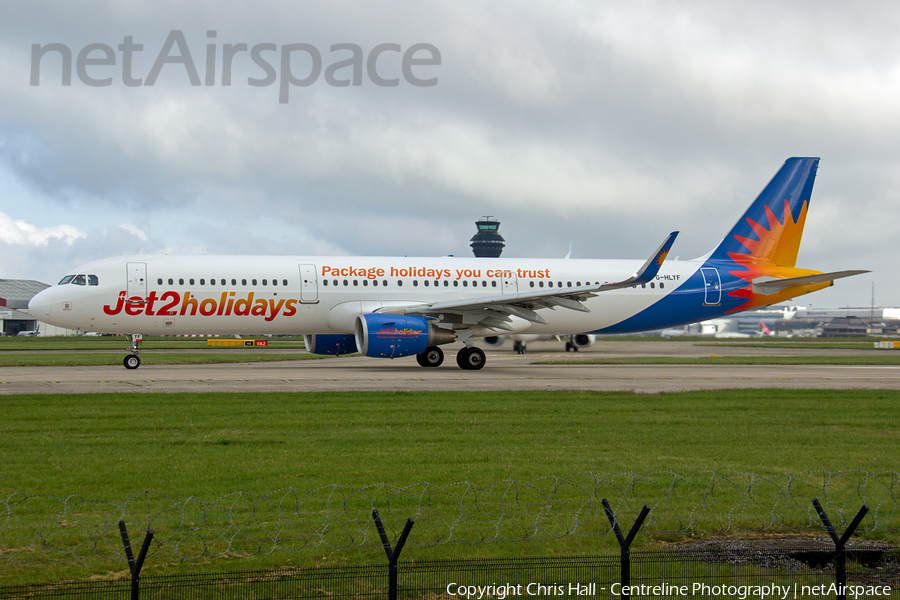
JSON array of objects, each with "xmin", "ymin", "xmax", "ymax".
[
  {"xmin": 565, "ymin": 341, "xmax": 573, "ymax": 352},
  {"xmin": 457, "ymin": 347, "xmax": 486, "ymax": 370},
  {"xmin": 416, "ymin": 347, "xmax": 444, "ymax": 367},
  {"xmin": 123, "ymin": 355, "xmax": 141, "ymax": 370}
]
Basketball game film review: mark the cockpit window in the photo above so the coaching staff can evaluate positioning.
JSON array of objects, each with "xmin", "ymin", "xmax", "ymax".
[
  {"xmin": 72, "ymin": 274, "xmax": 86, "ymax": 286},
  {"xmin": 88, "ymin": 275, "xmax": 99, "ymax": 286},
  {"xmin": 58, "ymin": 275, "xmax": 75, "ymax": 285}
]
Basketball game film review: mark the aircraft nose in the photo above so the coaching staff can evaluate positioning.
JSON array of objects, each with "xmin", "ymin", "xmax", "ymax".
[{"xmin": 28, "ymin": 288, "xmax": 54, "ymax": 319}]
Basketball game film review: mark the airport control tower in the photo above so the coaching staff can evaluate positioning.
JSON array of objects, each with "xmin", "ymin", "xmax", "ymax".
[{"xmin": 470, "ymin": 217, "xmax": 505, "ymax": 257}]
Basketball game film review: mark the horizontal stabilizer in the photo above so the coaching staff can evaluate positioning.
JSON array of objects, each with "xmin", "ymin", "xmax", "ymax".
[{"xmin": 752, "ymin": 270, "xmax": 870, "ymax": 295}]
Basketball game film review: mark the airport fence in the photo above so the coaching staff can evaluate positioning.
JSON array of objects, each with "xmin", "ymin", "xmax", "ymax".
[
  {"xmin": 3, "ymin": 471, "xmax": 898, "ymax": 567},
  {"xmin": 2, "ymin": 505, "xmax": 898, "ymax": 599}
]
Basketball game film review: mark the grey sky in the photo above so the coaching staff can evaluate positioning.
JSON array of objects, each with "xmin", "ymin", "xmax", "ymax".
[{"xmin": 1, "ymin": 1, "xmax": 896, "ymax": 308}]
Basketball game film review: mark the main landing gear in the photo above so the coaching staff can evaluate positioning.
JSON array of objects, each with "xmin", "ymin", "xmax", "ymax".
[
  {"xmin": 416, "ymin": 346, "xmax": 485, "ymax": 370},
  {"xmin": 123, "ymin": 333, "xmax": 142, "ymax": 369},
  {"xmin": 456, "ymin": 346, "xmax": 486, "ymax": 370},
  {"xmin": 416, "ymin": 346, "xmax": 444, "ymax": 367}
]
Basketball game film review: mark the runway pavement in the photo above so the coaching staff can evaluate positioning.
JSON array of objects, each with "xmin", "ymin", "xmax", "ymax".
[{"xmin": 2, "ymin": 341, "xmax": 898, "ymax": 394}]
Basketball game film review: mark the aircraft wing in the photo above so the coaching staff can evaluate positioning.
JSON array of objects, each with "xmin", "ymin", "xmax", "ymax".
[{"xmin": 381, "ymin": 232, "xmax": 678, "ymax": 331}]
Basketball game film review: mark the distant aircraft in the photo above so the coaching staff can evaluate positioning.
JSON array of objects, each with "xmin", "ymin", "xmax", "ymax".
[
  {"xmin": 760, "ymin": 322, "xmax": 775, "ymax": 336},
  {"xmin": 29, "ymin": 157, "xmax": 867, "ymax": 370},
  {"xmin": 482, "ymin": 333, "xmax": 595, "ymax": 353}
]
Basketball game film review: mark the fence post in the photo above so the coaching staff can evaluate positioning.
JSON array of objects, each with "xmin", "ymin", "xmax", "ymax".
[
  {"xmin": 373, "ymin": 509, "xmax": 415, "ymax": 600},
  {"xmin": 602, "ymin": 499, "xmax": 650, "ymax": 600},
  {"xmin": 119, "ymin": 520, "xmax": 154, "ymax": 600},
  {"xmin": 812, "ymin": 499, "xmax": 869, "ymax": 600}
]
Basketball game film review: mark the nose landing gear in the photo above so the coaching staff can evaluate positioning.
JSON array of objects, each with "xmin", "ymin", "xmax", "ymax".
[{"xmin": 123, "ymin": 333, "xmax": 143, "ymax": 369}]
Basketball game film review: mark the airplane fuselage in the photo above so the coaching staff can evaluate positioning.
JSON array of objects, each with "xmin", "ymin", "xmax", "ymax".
[{"xmin": 30, "ymin": 254, "xmax": 722, "ymax": 337}]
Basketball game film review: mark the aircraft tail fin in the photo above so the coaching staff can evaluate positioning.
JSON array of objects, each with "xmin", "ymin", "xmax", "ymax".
[{"xmin": 708, "ymin": 157, "xmax": 819, "ymax": 267}]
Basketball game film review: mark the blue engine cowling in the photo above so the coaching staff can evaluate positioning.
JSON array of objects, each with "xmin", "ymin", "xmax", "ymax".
[
  {"xmin": 304, "ymin": 334, "xmax": 358, "ymax": 355},
  {"xmin": 354, "ymin": 314, "xmax": 456, "ymax": 358}
]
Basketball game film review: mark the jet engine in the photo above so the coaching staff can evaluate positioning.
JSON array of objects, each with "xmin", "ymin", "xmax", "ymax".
[
  {"xmin": 304, "ymin": 334, "xmax": 358, "ymax": 355},
  {"xmin": 481, "ymin": 336, "xmax": 507, "ymax": 348},
  {"xmin": 566, "ymin": 333, "xmax": 596, "ymax": 351},
  {"xmin": 355, "ymin": 314, "xmax": 456, "ymax": 358}
]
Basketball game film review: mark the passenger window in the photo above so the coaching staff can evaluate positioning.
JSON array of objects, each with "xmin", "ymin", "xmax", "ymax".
[
  {"xmin": 539, "ymin": 281, "xmax": 544, "ymax": 288},
  {"xmin": 343, "ymin": 280, "xmax": 349, "ymax": 286},
  {"xmin": 252, "ymin": 279, "xmax": 258, "ymax": 286},
  {"xmin": 220, "ymin": 279, "xmax": 226, "ymax": 286},
  {"xmin": 210, "ymin": 279, "xmax": 215, "ymax": 286},
  {"xmin": 283, "ymin": 279, "xmax": 288, "ymax": 286},
  {"xmin": 242, "ymin": 279, "xmax": 247, "ymax": 286},
  {"xmin": 190, "ymin": 278, "xmax": 195, "ymax": 285},
  {"xmin": 353, "ymin": 280, "xmax": 358, "ymax": 286},
  {"xmin": 372, "ymin": 280, "xmax": 378, "ymax": 286},
  {"xmin": 382, "ymin": 280, "xmax": 388, "ymax": 286},
  {"xmin": 200, "ymin": 279, "xmax": 206, "ymax": 285},
  {"xmin": 323, "ymin": 279, "xmax": 329, "ymax": 286},
  {"xmin": 530, "ymin": 281, "xmax": 535, "ymax": 288},
  {"xmin": 548, "ymin": 281, "xmax": 553, "ymax": 288},
  {"xmin": 334, "ymin": 279, "xmax": 339, "ymax": 286},
  {"xmin": 231, "ymin": 279, "xmax": 237, "ymax": 286},
  {"xmin": 273, "ymin": 279, "xmax": 278, "ymax": 286},
  {"xmin": 363, "ymin": 280, "xmax": 368, "ymax": 286},
  {"xmin": 168, "ymin": 278, "xmax": 174, "ymax": 285},
  {"xmin": 179, "ymin": 278, "xmax": 184, "ymax": 285},
  {"xmin": 58, "ymin": 275, "xmax": 75, "ymax": 285},
  {"xmin": 444, "ymin": 281, "xmax": 449, "ymax": 287},
  {"xmin": 463, "ymin": 281, "xmax": 468, "ymax": 287},
  {"xmin": 492, "ymin": 281, "xmax": 497, "ymax": 287},
  {"xmin": 453, "ymin": 281, "xmax": 458, "ymax": 287},
  {"xmin": 262, "ymin": 279, "xmax": 267, "ymax": 286},
  {"xmin": 482, "ymin": 281, "xmax": 487, "ymax": 287},
  {"xmin": 422, "ymin": 280, "xmax": 427, "ymax": 287},
  {"xmin": 88, "ymin": 275, "xmax": 99, "ymax": 286},
  {"xmin": 650, "ymin": 282, "xmax": 656, "ymax": 289},
  {"xmin": 397, "ymin": 280, "xmax": 403, "ymax": 287},
  {"xmin": 660, "ymin": 282, "xmax": 665, "ymax": 289},
  {"xmin": 157, "ymin": 278, "xmax": 163, "ymax": 285}
]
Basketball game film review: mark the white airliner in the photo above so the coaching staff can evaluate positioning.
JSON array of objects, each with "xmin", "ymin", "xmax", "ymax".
[
  {"xmin": 482, "ymin": 333, "xmax": 596, "ymax": 354},
  {"xmin": 28, "ymin": 158, "xmax": 867, "ymax": 370}
]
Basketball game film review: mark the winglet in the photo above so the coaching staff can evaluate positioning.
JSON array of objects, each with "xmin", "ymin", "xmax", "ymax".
[{"xmin": 618, "ymin": 231, "xmax": 678, "ymax": 287}]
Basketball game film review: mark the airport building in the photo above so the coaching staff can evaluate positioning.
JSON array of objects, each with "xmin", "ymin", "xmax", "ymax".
[{"xmin": 0, "ymin": 279, "xmax": 48, "ymax": 336}]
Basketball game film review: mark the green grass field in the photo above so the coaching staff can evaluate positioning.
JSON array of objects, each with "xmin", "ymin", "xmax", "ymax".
[{"xmin": 1, "ymin": 389, "xmax": 898, "ymax": 583}]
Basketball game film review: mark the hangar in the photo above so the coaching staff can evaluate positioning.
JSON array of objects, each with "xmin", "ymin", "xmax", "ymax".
[{"xmin": 0, "ymin": 279, "xmax": 49, "ymax": 336}]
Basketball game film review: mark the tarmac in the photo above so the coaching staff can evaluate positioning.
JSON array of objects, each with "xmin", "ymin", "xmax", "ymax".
[{"xmin": 2, "ymin": 340, "xmax": 898, "ymax": 394}]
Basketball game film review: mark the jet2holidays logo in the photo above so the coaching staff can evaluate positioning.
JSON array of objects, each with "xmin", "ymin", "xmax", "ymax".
[{"xmin": 30, "ymin": 30, "xmax": 441, "ymax": 103}]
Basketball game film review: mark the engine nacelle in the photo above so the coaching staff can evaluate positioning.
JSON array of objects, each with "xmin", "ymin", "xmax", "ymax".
[
  {"xmin": 481, "ymin": 336, "xmax": 506, "ymax": 348},
  {"xmin": 355, "ymin": 314, "xmax": 456, "ymax": 358},
  {"xmin": 304, "ymin": 334, "xmax": 358, "ymax": 355},
  {"xmin": 572, "ymin": 334, "xmax": 596, "ymax": 348}
]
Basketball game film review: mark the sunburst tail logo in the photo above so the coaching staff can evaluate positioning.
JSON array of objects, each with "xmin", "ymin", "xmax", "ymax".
[{"xmin": 704, "ymin": 157, "xmax": 827, "ymax": 313}]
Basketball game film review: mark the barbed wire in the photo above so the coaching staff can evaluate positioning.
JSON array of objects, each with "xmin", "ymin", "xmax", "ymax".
[{"xmin": 2, "ymin": 471, "xmax": 898, "ymax": 564}]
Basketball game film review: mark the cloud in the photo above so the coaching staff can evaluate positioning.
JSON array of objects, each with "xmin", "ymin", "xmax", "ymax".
[
  {"xmin": 0, "ymin": 210, "xmax": 86, "ymax": 246},
  {"xmin": 0, "ymin": 1, "xmax": 895, "ymax": 305}
]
